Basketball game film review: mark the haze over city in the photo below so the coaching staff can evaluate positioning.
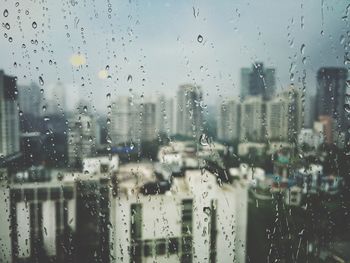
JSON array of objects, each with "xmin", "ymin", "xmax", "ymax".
[{"xmin": 0, "ymin": 0, "xmax": 348, "ymax": 111}]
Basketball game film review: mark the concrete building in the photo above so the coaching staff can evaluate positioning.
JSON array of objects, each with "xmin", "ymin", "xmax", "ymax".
[
  {"xmin": 0, "ymin": 70, "xmax": 20, "ymax": 157},
  {"xmin": 141, "ymin": 102, "xmax": 157, "ymax": 142},
  {"xmin": 111, "ymin": 96, "xmax": 141, "ymax": 145},
  {"xmin": 240, "ymin": 62, "xmax": 276, "ymax": 100},
  {"xmin": 266, "ymin": 96, "xmax": 289, "ymax": 141},
  {"xmin": 217, "ymin": 99, "xmax": 240, "ymax": 141},
  {"xmin": 18, "ymin": 82, "xmax": 42, "ymax": 118},
  {"xmin": 0, "ymin": 169, "xmax": 76, "ymax": 262},
  {"xmin": 67, "ymin": 113, "xmax": 97, "ymax": 167},
  {"xmin": 110, "ymin": 163, "xmax": 248, "ymax": 263},
  {"xmin": 176, "ymin": 84, "xmax": 204, "ymax": 138},
  {"xmin": 316, "ymin": 67, "xmax": 348, "ymax": 131},
  {"xmin": 240, "ymin": 96, "xmax": 264, "ymax": 142},
  {"xmin": 156, "ymin": 95, "xmax": 175, "ymax": 135}
]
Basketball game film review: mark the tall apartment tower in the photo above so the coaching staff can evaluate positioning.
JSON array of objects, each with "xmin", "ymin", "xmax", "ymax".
[
  {"xmin": 141, "ymin": 102, "xmax": 157, "ymax": 142},
  {"xmin": 156, "ymin": 95, "xmax": 174, "ymax": 135},
  {"xmin": 176, "ymin": 84, "xmax": 204, "ymax": 138},
  {"xmin": 217, "ymin": 99, "xmax": 241, "ymax": 141},
  {"xmin": 67, "ymin": 113, "xmax": 97, "ymax": 167},
  {"xmin": 110, "ymin": 96, "xmax": 140, "ymax": 145},
  {"xmin": 266, "ymin": 86, "xmax": 303, "ymax": 142},
  {"xmin": 0, "ymin": 70, "xmax": 20, "ymax": 157},
  {"xmin": 316, "ymin": 67, "xmax": 348, "ymax": 131},
  {"xmin": 240, "ymin": 62, "xmax": 276, "ymax": 100},
  {"xmin": 18, "ymin": 82, "xmax": 42, "ymax": 118},
  {"xmin": 240, "ymin": 96, "xmax": 264, "ymax": 142}
]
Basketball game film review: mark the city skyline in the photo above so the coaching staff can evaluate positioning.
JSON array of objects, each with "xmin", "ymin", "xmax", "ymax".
[{"xmin": 0, "ymin": 1, "xmax": 348, "ymax": 111}]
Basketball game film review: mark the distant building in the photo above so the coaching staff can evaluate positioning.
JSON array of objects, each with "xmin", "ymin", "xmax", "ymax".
[
  {"xmin": 67, "ymin": 113, "xmax": 97, "ymax": 167},
  {"xmin": 141, "ymin": 102, "xmax": 157, "ymax": 142},
  {"xmin": 156, "ymin": 95, "xmax": 174, "ymax": 135},
  {"xmin": 240, "ymin": 62, "xmax": 276, "ymax": 100},
  {"xmin": 0, "ymin": 70, "xmax": 20, "ymax": 157},
  {"xmin": 176, "ymin": 84, "xmax": 204, "ymax": 138},
  {"xmin": 217, "ymin": 99, "xmax": 240, "ymax": 141},
  {"xmin": 111, "ymin": 96, "xmax": 140, "ymax": 145},
  {"xmin": 316, "ymin": 67, "xmax": 348, "ymax": 131},
  {"xmin": 266, "ymin": 86, "xmax": 303, "ymax": 142},
  {"xmin": 46, "ymin": 82, "xmax": 67, "ymax": 115},
  {"xmin": 240, "ymin": 96, "xmax": 264, "ymax": 142},
  {"xmin": 18, "ymin": 82, "xmax": 42, "ymax": 118}
]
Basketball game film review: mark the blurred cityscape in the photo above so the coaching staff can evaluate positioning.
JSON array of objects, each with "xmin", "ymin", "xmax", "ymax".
[{"xmin": 0, "ymin": 62, "xmax": 349, "ymax": 263}]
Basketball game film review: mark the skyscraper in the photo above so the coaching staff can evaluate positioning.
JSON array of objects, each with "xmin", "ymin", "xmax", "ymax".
[
  {"xmin": 240, "ymin": 96, "xmax": 264, "ymax": 142},
  {"xmin": 176, "ymin": 84, "xmax": 203, "ymax": 138},
  {"xmin": 266, "ymin": 87, "xmax": 303, "ymax": 142},
  {"xmin": 156, "ymin": 95, "xmax": 174, "ymax": 135},
  {"xmin": 67, "ymin": 112, "xmax": 97, "ymax": 167},
  {"xmin": 110, "ymin": 96, "xmax": 140, "ymax": 145},
  {"xmin": 18, "ymin": 82, "xmax": 41, "ymax": 118},
  {"xmin": 240, "ymin": 62, "xmax": 276, "ymax": 100},
  {"xmin": 141, "ymin": 102, "xmax": 157, "ymax": 142},
  {"xmin": 0, "ymin": 70, "xmax": 20, "ymax": 157},
  {"xmin": 316, "ymin": 67, "xmax": 348, "ymax": 130},
  {"xmin": 217, "ymin": 99, "xmax": 240, "ymax": 141}
]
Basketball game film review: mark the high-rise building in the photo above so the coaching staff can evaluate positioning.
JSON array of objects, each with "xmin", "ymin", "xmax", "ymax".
[
  {"xmin": 18, "ymin": 82, "xmax": 42, "ymax": 118},
  {"xmin": 67, "ymin": 112, "xmax": 97, "ymax": 167},
  {"xmin": 0, "ymin": 70, "xmax": 20, "ymax": 157},
  {"xmin": 316, "ymin": 67, "xmax": 348, "ymax": 130},
  {"xmin": 141, "ymin": 102, "xmax": 157, "ymax": 142},
  {"xmin": 110, "ymin": 96, "xmax": 140, "ymax": 145},
  {"xmin": 266, "ymin": 87, "xmax": 303, "ymax": 142},
  {"xmin": 217, "ymin": 99, "xmax": 240, "ymax": 141},
  {"xmin": 266, "ymin": 96, "xmax": 289, "ymax": 141},
  {"xmin": 240, "ymin": 62, "xmax": 276, "ymax": 100},
  {"xmin": 156, "ymin": 95, "xmax": 174, "ymax": 135},
  {"xmin": 240, "ymin": 96, "xmax": 264, "ymax": 142},
  {"xmin": 46, "ymin": 82, "xmax": 66, "ymax": 115},
  {"xmin": 176, "ymin": 84, "xmax": 203, "ymax": 138}
]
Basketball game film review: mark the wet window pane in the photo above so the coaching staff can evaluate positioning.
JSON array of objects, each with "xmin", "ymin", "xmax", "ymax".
[{"xmin": 0, "ymin": 1, "xmax": 349, "ymax": 263}]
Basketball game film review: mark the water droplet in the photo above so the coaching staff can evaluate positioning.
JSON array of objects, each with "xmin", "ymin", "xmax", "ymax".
[
  {"xmin": 197, "ymin": 34, "xmax": 203, "ymax": 43},
  {"xmin": 4, "ymin": 23, "xmax": 10, "ymax": 30},
  {"xmin": 199, "ymin": 133, "xmax": 209, "ymax": 146},
  {"xmin": 19, "ymin": 110, "xmax": 23, "ymax": 116},
  {"xmin": 203, "ymin": 207, "xmax": 211, "ymax": 216},
  {"xmin": 42, "ymin": 105, "xmax": 46, "ymax": 112},
  {"xmin": 302, "ymin": 57, "xmax": 307, "ymax": 64},
  {"xmin": 300, "ymin": 44, "xmax": 305, "ymax": 55},
  {"xmin": 83, "ymin": 106, "xmax": 87, "ymax": 112},
  {"xmin": 32, "ymin": 21, "xmax": 37, "ymax": 29},
  {"xmin": 38, "ymin": 76, "xmax": 44, "ymax": 86},
  {"xmin": 106, "ymin": 93, "xmax": 111, "ymax": 99},
  {"xmin": 43, "ymin": 116, "xmax": 50, "ymax": 122},
  {"xmin": 345, "ymin": 104, "xmax": 350, "ymax": 113},
  {"xmin": 3, "ymin": 9, "xmax": 9, "ymax": 17},
  {"xmin": 127, "ymin": 74, "xmax": 132, "ymax": 82}
]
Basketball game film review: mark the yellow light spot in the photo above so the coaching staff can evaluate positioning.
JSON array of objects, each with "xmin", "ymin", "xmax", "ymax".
[
  {"xmin": 70, "ymin": 54, "xmax": 86, "ymax": 67},
  {"xmin": 98, "ymin": 70, "xmax": 108, "ymax": 79}
]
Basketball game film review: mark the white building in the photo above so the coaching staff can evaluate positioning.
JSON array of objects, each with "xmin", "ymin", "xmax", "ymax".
[
  {"xmin": 0, "ymin": 70, "xmax": 20, "ymax": 157},
  {"xmin": 217, "ymin": 99, "xmax": 240, "ymax": 141},
  {"xmin": 110, "ymin": 163, "xmax": 248, "ymax": 263},
  {"xmin": 0, "ymin": 170, "xmax": 76, "ymax": 262},
  {"xmin": 141, "ymin": 102, "xmax": 157, "ymax": 142},
  {"xmin": 111, "ymin": 96, "xmax": 141, "ymax": 145},
  {"xmin": 156, "ymin": 95, "xmax": 175, "ymax": 135},
  {"xmin": 240, "ymin": 96, "xmax": 264, "ymax": 142},
  {"xmin": 67, "ymin": 113, "xmax": 97, "ymax": 167},
  {"xmin": 176, "ymin": 84, "xmax": 204, "ymax": 138}
]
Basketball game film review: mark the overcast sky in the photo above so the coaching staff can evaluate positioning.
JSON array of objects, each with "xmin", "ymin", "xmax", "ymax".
[{"xmin": 0, "ymin": 0, "xmax": 349, "ymax": 112}]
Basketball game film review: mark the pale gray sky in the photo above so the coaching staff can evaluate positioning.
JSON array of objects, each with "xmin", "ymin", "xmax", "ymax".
[{"xmin": 0, "ymin": 0, "xmax": 349, "ymax": 111}]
